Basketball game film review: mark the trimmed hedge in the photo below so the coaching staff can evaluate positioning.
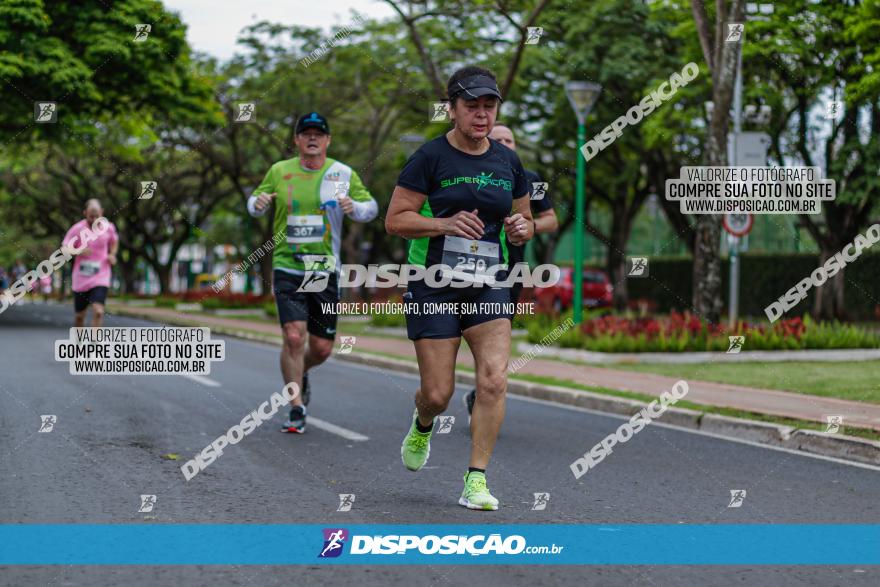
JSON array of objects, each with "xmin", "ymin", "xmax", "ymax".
[
  {"xmin": 154, "ymin": 296, "xmax": 177, "ymax": 309},
  {"xmin": 627, "ymin": 252, "xmax": 880, "ymax": 320},
  {"xmin": 523, "ymin": 312, "xmax": 880, "ymax": 352},
  {"xmin": 143, "ymin": 291, "xmax": 272, "ymax": 305},
  {"xmin": 188, "ymin": 293, "xmax": 272, "ymax": 309}
]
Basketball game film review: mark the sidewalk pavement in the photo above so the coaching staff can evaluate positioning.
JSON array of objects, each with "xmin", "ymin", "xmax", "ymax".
[
  {"xmin": 107, "ymin": 304, "xmax": 880, "ymax": 432},
  {"xmin": 515, "ymin": 342, "xmax": 880, "ymax": 364}
]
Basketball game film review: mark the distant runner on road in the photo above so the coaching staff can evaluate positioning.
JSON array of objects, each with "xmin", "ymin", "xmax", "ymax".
[
  {"xmin": 62, "ymin": 199, "xmax": 118, "ymax": 328},
  {"xmin": 248, "ymin": 111, "xmax": 378, "ymax": 434}
]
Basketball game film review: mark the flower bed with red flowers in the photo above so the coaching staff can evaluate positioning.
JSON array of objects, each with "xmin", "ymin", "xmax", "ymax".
[{"xmin": 526, "ymin": 311, "xmax": 879, "ymax": 352}]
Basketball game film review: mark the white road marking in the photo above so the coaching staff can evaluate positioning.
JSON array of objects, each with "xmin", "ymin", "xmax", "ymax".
[
  {"xmin": 307, "ymin": 417, "xmax": 369, "ymax": 441},
  {"xmin": 165, "ymin": 341, "xmax": 370, "ymax": 440},
  {"xmin": 179, "ymin": 373, "xmax": 221, "ymax": 387}
]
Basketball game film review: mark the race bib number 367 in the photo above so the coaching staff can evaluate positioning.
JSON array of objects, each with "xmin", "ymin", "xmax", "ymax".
[{"xmin": 287, "ymin": 215, "xmax": 325, "ymax": 244}]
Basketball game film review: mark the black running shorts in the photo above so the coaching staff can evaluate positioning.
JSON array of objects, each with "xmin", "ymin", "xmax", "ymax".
[
  {"xmin": 73, "ymin": 287, "xmax": 108, "ymax": 313},
  {"xmin": 403, "ymin": 280, "xmax": 512, "ymax": 340},
  {"xmin": 272, "ymin": 270, "xmax": 339, "ymax": 339}
]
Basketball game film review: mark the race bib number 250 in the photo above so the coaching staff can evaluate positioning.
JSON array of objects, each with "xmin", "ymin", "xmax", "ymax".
[{"xmin": 440, "ymin": 236, "xmax": 501, "ymax": 284}]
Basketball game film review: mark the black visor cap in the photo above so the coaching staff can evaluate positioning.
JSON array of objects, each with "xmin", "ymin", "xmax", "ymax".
[{"xmin": 450, "ymin": 75, "xmax": 503, "ymax": 102}]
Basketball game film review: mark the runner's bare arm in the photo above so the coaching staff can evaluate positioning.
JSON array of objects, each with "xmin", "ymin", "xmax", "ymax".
[
  {"xmin": 108, "ymin": 235, "xmax": 119, "ymax": 265},
  {"xmin": 535, "ymin": 209, "xmax": 558, "ymax": 234},
  {"xmin": 386, "ymin": 185, "xmax": 484, "ymax": 239}
]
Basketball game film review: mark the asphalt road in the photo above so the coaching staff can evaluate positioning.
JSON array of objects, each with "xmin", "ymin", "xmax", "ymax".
[{"xmin": 1, "ymin": 301, "xmax": 879, "ymax": 586}]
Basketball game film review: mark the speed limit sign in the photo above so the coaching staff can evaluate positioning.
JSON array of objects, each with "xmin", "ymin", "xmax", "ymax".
[{"xmin": 723, "ymin": 213, "xmax": 754, "ymax": 237}]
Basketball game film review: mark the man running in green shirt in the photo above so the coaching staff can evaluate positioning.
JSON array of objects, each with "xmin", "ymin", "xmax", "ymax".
[{"xmin": 248, "ymin": 112, "xmax": 378, "ymax": 433}]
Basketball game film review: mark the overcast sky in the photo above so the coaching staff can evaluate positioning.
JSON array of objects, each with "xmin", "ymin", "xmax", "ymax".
[{"xmin": 164, "ymin": 0, "xmax": 394, "ymax": 61}]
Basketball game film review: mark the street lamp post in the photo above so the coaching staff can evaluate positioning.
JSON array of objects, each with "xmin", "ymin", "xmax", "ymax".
[
  {"xmin": 400, "ymin": 134, "xmax": 425, "ymax": 157},
  {"xmin": 565, "ymin": 81, "xmax": 601, "ymax": 324}
]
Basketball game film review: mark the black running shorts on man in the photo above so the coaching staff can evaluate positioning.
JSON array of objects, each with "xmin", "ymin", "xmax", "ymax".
[
  {"xmin": 396, "ymin": 135, "xmax": 529, "ymax": 340},
  {"xmin": 272, "ymin": 269, "xmax": 339, "ymax": 339}
]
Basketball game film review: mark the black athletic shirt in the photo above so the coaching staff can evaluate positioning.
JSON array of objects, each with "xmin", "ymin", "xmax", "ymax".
[
  {"xmin": 508, "ymin": 169, "xmax": 553, "ymax": 265},
  {"xmin": 396, "ymin": 135, "xmax": 529, "ymax": 270}
]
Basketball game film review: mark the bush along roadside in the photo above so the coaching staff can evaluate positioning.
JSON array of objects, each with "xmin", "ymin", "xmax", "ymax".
[
  {"xmin": 625, "ymin": 252, "xmax": 880, "ymax": 320},
  {"xmin": 525, "ymin": 311, "xmax": 880, "ymax": 352},
  {"xmin": 154, "ymin": 296, "xmax": 177, "ymax": 309},
  {"xmin": 368, "ymin": 295, "xmax": 407, "ymax": 328},
  {"xmin": 263, "ymin": 301, "xmax": 277, "ymax": 318},
  {"xmin": 142, "ymin": 291, "xmax": 272, "ymax": 308}
]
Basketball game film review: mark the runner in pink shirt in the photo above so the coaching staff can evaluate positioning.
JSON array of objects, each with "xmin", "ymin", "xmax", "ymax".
[{"xmin": 62, "ymin": 199, "xmax": 118, "ymax": 327}]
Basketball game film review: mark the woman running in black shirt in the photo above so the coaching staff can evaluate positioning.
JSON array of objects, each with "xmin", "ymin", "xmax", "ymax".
[{"xmin": 386, "ymin": 65, "xmax": 533, "ymax": 510}]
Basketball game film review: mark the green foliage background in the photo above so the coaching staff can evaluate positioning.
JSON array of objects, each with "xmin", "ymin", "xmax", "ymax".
[{"xmin": 0, "ymin": 0, "xmax": 877, "ymax": 319}]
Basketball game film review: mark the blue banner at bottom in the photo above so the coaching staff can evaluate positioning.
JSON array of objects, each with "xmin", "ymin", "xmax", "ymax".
[{"xmin": 0, "ymin": 525, "xmax": 877, "ymax": 565}]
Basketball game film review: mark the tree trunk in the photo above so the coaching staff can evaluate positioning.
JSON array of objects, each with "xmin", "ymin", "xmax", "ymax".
[
  {"xmin": 692, "ymin": 217, "xmax": 723, "ymax": 322},
  {"xmin": 342, "ymin": 223, "xmax": 362, "ymax": 266},
  {"xmin": 118, "ymin": 251, "xmax": 138, "ymax": 294},
  {"xmin": 155, "ymin": 264, "xmax": 172, "ymax": 294},
  {"xmin": 800, "ymin": 201, "xmax": 867, "ymax": 322},
  {"xmin": 690, "ymin": 0, "xmax": 745, "ymax": 325},
  {"xmin": 341, "ymin": 223, "xmax": 363, "ymax": 302},
  {"xmin": 812, "ymin": 248, "xmax": 848, "ymax": 321},
  {"xmin": 607, "ymin": 214, "xmax": 630, "ymax": 312},
  {"xmin": 59, "ymin": 265, "xmax": 69, "ymax": 298},
  {"xmin": 260, "ymin": 202, "xmax": 276, "ymax": 294},
  {"xmin": 608, "ymin": 248, "xmax": 628, "ymax": 312},
  {"xmin": 693, "ymin": 82, "xmax": 733, "ymax": 325}
]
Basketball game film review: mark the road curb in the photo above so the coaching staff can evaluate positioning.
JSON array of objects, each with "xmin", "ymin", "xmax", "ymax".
[
  {"xmin": 784, "ymin": 429, "xmax": 880, "ymax": 465},
  {"xmin": 699, "ymin": 413, "xmax": 795, "ymax": 445},
  {"xmin": 108, "ymin": 305, "xmax": 880, "ymax": 467},
  {"xmin": 339, "ymin": 350, "xmax": 880, "ymax": 467}
]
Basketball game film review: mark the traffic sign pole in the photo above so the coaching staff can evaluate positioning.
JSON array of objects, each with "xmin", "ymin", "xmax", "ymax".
[
  {"xmin": 729, "ymin": 235, "xmax": 739, "ymax": 327},
  {"xmin": 724, "ymin": 214, "xmax": 753, "ymax": 327},
  {"xmin": 729, "ymin": 40, "xmax": 743, "ymax": 328}
]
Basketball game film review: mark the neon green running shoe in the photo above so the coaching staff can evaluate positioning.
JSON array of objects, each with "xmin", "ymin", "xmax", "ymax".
[
  {"xmin": 401, "ymin": 410, "xmax": 432, "ymax": 471},
  {"xmin": 459, "ymin": 471, "xmax": 499, "ymax": 511}
]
